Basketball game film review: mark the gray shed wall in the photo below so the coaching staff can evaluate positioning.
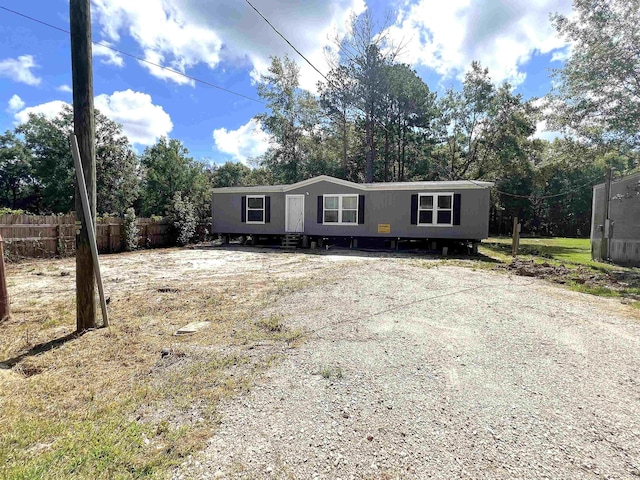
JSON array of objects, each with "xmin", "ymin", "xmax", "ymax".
[
  {"xmin": 213, "ymin": 180, "xmax": 490, "ymax": 240},
  {"xmin": 591, "ymin": 173, "xmax": 640, "ymax": 265}
]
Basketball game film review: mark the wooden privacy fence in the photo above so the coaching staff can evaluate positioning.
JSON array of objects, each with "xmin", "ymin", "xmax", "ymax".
[{"xmin": 0, "ymin": 214, "xmax": 173, "ymax": 258}]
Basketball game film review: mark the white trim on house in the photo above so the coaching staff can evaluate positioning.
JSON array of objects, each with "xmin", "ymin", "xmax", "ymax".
[
  {"xmin": 285, "ymin": 194, "xmax": 305, "ymax": 233},
  {"xmin": 417, "ymin": 192, "xmax": 454, "ymax": 227},
  {"xmin": 322, "ymin": 194, "xmax": 359, "ymax": 225},
  {"xmin": 246, "ymin": 194, "xmax": 266, "ymax": 224},
  {"xmin": 212, "ymin": 175, "xmax": 494, "ymax": 194},
  {"xmin": 284, "ymin": 175, "xmax": 368, "ymax": 192}
]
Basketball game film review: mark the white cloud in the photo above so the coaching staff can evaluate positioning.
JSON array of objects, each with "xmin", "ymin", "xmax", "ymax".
[
  {"xmin": 384, "ymin": 0, "xmax": 573, "ymax": 86},
  {"xmin": 93, "ymin": 42, "xmax": 124, "ymax": 67},
  {"xmin": 0, "ymin": 55, "xmax": 41, "ymax": 86},
  {"xmin": 94, "ymin": 89, "xmax": 173, "ymax": 145},
  {"xmin": 13, "ymin": 90, "xmax": 172, "ymax": 146},
  {"xmin": 531, "ymin": 97, "xmax": 562, "ymax": 141},
  {"xmin": 213, "ymin": 119, "xmax": 271, "ymax": 164},
  {"xmin": 58, "ymin": 84, "xmax": 73, "ymax": 93},
  {"xmin": 14, "ymin": 100, "xmax": 69, "ymax": 125},
  {"xmin": 92, "ymin": 0, "xmax": 222, "ymax": 86},
  {"xmin": 91, "ymin": 0, "xmax": 366, "ymax": 92},
  {"xmin": 7, "ymin": 94, "xmax": 25, "ymax": 112},
  {"xmin": 137, "ymin": 49, "xmax": 194, "ymax": 86},
  {"xmin": 550, "ymin": 46, "xmax": 570, "ymax": 63}
]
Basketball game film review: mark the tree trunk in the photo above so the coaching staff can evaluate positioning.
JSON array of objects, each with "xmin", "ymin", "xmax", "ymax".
[
  {"xmin": 383, "ymin": 124, "xmax": 390, "ymax": 182},
  {"xmin": 395, "ymin": 129, "xmax": 401, "ymax": 182},
  {"xmin": 365, "ymin": 115, "xmax": 375, "ymax": 183},
  {"xmin": 400, "ymin": 123, "xmax": 407, "ymax": 181},
  {"xmin": 342, "ymin": 109, "xmax": 348, "ymax": 179}
]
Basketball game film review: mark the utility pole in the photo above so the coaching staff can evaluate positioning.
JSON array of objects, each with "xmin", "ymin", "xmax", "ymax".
[
  {"xmin": 70, "ymin": 0, "xmax": 97, "ymax": 331},
  {"xmin": 600, "ymin": 167, "xmax": 613, "ymax": 261}
]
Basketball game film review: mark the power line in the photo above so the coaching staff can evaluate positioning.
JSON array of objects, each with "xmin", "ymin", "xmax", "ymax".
[
  {"xmin": 243, "ymin": 0, "xmax": 396, "ymax": 136},
  {"xmin": 0, "ymin": 5, "xmax": 266, "ymax": 105},
  {"xmin": 242, "ymin": 1, "xmax": 612, "ymax": 200},
  {"xmin": 244, "ymin": 0, "xmax": 328, "ymax": 83},
  {"xmin": 467, "ymin": 173, "xmax": 605, "ymax": 201}
]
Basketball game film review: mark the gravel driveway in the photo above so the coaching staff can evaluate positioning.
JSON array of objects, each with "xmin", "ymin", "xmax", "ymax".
[{"xmin": 177, "ymin": 253, "xmax": 640, "ymax": 479}]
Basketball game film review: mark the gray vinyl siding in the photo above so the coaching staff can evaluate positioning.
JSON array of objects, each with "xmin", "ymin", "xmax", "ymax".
[
  {"xmin": 591, "ymin": 172, "xmax": 640, "ymax": 264},
  {"xmin": 213, "ymin": 179, "xmax": 491, "ymax": 240},
  {"xmin": 213, "ymin": 192, "xmax": 285, "ymax": 235}
]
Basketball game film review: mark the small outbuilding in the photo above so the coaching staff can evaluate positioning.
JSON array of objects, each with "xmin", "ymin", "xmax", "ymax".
[
  {"xmin": 212, "ymin": 175, "xmax": 493, "ymax": 248},
  {"xmin": 591, "ymin": 171, "xmax": 640, "ymax": 265}
]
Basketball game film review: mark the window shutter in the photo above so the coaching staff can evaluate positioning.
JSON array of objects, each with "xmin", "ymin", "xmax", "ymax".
[
  {"xmin": 358, "ymin": 195, "xmax": 365, "ymax": 224},
  {"xmin": 241, "ymin": 196, "xmax": 246, "ymax": 223},
  {"xmin": 317, "ymin": 196, "xmax": 323, "ymax": 223},
  {"xmin": 265, "ymin": 196, "xmax": 271, "ymax": 223},
  {"xmin": 453, "ymin": 193, "xmax": 461, "ymax": 225},
  {"xmin": 410, "ymin": 194, "xmax": 418, "ymax": 225}
]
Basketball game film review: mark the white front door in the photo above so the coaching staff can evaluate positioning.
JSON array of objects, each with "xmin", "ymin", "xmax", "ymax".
[{"xmin": 285, "ymin": 195, "xmax": 305, "ymax": 233}]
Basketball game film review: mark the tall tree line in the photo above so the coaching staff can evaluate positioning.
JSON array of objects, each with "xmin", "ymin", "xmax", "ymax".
[
  {"xmin": 0, "ymin": 106, "xmax": 212, "ymax": 222},
  {"xmin": 2, "ymin": 0, "xmax": 638, "ymax": 237},
  {"xmin": 247, "ymin": 6, "xmax": 639, "ymax": 236}
]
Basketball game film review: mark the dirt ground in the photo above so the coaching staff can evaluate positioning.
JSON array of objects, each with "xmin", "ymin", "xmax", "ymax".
[{"xmin": 3, "ymin": 247, "xmax": 640, "ymax": 479}]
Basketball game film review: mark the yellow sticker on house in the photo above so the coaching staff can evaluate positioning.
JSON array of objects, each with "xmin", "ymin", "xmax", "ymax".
[{"xmin": 378, "ymin": 224, "xmax": 391, "ymax": 233}]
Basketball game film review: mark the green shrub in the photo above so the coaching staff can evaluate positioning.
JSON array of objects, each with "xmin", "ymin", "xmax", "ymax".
[
  {"xmin": 0, "ymin": 207, "xmax": 25, "ymax": 216},
  {"xmin": 123, "ymin": 207, "xmax": 139, "ymax": 251},
  {"xmin": 166, "ymin": 192, "xmax": 196, "ymax": 246}
]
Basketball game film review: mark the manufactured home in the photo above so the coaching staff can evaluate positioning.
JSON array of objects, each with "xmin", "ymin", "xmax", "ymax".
[
  {"xmin": 212, "ymin": 175, "xmax": 493, "ymax": 248},
  {"xmin": 591, "ymin": 171, "xmax": 640, "ymax": 265}
]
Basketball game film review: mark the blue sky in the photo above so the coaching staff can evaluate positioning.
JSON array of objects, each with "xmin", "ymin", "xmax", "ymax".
[{"xmin": 0, "ymin": 0, "xmax": 572, "ymax": 164}]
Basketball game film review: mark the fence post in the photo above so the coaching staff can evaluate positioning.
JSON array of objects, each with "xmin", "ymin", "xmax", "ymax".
[
  {"xmin": 512, "ymin": 217, "xmax": 520, "ymax": 257},
  {"xmin": 0, "ymin": 233, "xmax": 9, "ymax": 321},
  {"xmin": 107, "ymin": 223, "xmax": 112, "ymax": 254},
  {"xmin": 55, "ymin": 224, "xmax": 61, "ymax": 256}
]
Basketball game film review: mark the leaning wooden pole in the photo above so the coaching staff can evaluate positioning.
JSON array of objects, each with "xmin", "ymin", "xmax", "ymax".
[
  {"xmin": 70, "ymin": 0, "xmax": 97, "ymax": 331},
  {"xmin": 0, "ymin": 233, "xmax": 9, "ymax": 322},
  {"xmin": 70, "ymin": 134, "xmax": 109, "ymax": 327}
]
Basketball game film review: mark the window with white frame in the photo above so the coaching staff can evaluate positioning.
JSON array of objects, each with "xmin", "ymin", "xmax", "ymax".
[
  {"xmin": 418, "ymin": 193, "xmax": 453, "ymax": 226},
  {"xmin": 246, "ymin": 195, "xmax": 265, "ymax": 224},
  {"xmin": 324, "ymin": 194, "xmax": 358, "ymax": 224}
]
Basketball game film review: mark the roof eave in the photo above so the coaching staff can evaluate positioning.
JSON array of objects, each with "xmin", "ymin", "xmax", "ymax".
[{"xmin": 212, "ymin": 175, "xmax": 494, "ymax": 194}]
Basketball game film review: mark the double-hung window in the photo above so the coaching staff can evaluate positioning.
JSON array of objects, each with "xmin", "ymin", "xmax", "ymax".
[
  {"xmin": 323, "ymin": 194, "xmax": 358, "ymax": 224},
  {"xmin": 418, "ymin": 193, "xmax": 453, "ymax": 226},
  {"xmin": 246, "ymin": 195, "xmax": 265, "ymax": 224}
]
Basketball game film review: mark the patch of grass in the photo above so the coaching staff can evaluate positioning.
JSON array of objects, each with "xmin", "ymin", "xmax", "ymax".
[
  {"xmin": 257, "ymin": 315, "xmax": 284, "ymax": 332},
  {"xmin": 481, "ymin": 237, "xmax": 609, "ymax": 270},
  {"xmin": 0, "ymin": 258, "xmax": 311, "ymax": 479},
  {"xmin": 567, "ymin": 283, "xmax": 620, "ymax": 297},
  {"xmin": 243, "ymin": 315, "xmax": 306, "ymax": 347},
  {"xmin": 319, "ymin": 366, "xmax": 343, "ymax": 380}
]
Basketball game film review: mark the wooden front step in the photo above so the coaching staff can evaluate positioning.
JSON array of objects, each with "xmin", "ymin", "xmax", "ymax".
[{"xmin": 282, "ymin": 234, "xmax": 301, "ymax": 249}]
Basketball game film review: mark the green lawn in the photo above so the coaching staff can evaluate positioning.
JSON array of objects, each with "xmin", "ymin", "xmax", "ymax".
[
  {"xmin": 476, "ymin": 237, "xmax": 640, "ymax": 302},
  {"xmin": 480, "ymin": 236, "xmax": 608, "ymax": 270}
]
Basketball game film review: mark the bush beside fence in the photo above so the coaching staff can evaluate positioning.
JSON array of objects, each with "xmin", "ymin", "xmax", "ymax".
[{"xmin": 0, "ymin": 214, "xmax": 173, "ymax": 258}]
